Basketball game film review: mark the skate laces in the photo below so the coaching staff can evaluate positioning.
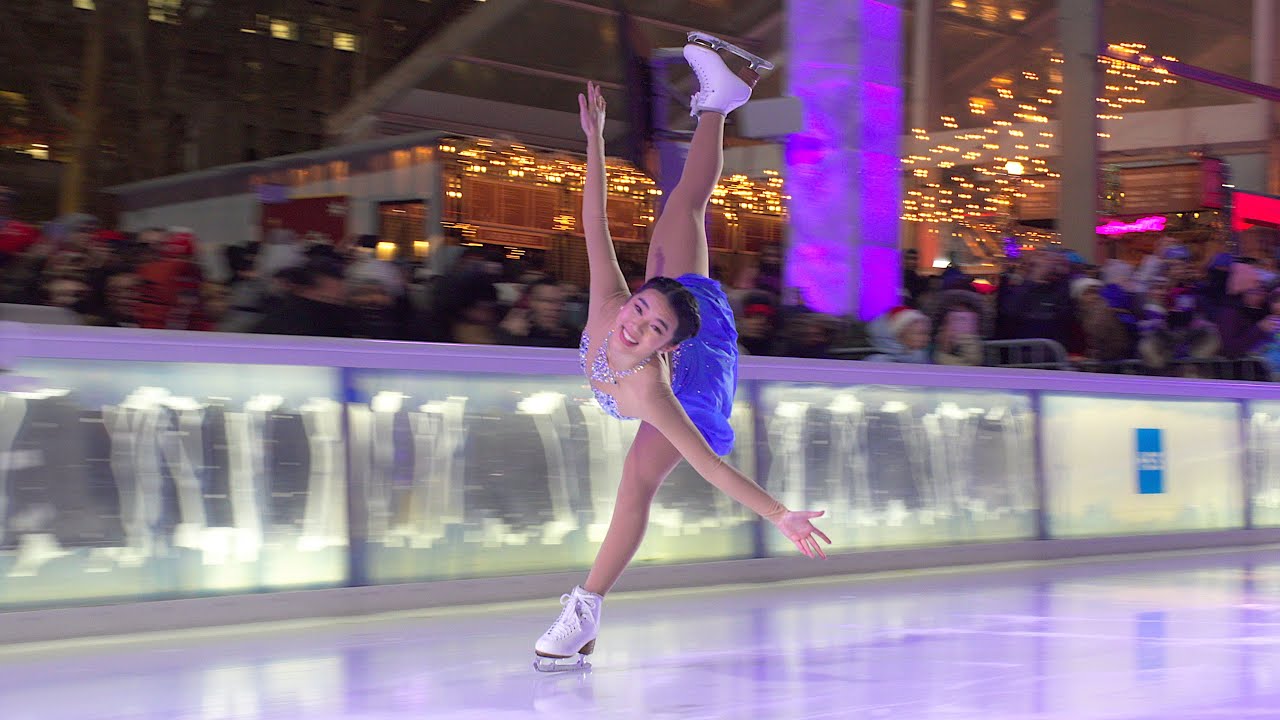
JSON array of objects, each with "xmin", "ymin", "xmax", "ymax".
[
  {"xmin": 688, "ymin": 45, "xmax": 711, "ymax": 111},
  {"xmin": 546, "ymin": 590, "xmax": 598, "ymax": 640}
]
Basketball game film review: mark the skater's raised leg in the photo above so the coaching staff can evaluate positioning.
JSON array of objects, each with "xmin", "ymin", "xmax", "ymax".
[
  {"xmin": 644, "ymin": 37, "xmax": 762, "ymax": 282},
  {"xmin": 644, "ymin": 112, "xmax": 721, "ymax": 282}
]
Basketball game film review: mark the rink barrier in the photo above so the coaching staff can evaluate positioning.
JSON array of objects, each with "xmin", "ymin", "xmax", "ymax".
[
  {"xmin": 4, "ymin": 534, "xmax": 1280, "ymax": 646},
  {"xmin": 1, "ymin": 324, "xmax": 1280, "ymax": 644}
]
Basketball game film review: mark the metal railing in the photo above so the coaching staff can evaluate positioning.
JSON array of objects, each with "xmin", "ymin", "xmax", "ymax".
[
  {"xmin": 982, "ymin": 339, "xmax": 1071, "ymax": 370},
  {"xmin": 827, "ymin": 338, "xmax": 1072, "ymax": 370},
  {"xmin": 1075, "ymin": 356, "xmax": 1274, "ymax": 381}
]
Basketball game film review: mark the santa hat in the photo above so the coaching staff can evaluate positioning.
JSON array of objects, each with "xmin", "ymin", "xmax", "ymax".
[
  {"xmin": 1070, "ymin": 277, "xmax": 1102, "ymax": 301},
  {"xmin": 885, "ymin": 306, "xmax": 927, "ymax": 336}
]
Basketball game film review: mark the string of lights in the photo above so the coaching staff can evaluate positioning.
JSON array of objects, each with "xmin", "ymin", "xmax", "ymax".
[
  {"xmin": 439, "ymin": 138, "xmax": 791, "ymax": 236},
  {"xmin": 901, "ymin": 42, "xmax": 1179, "ymax": 226},
  {"xmin": 436, "ymin": 38, "xmax": 1175, "ymax": 249}
]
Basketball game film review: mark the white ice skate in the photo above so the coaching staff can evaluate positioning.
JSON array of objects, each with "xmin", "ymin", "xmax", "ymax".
[
  {"xmin": 685, "ymin": 31, "xmax": 773, "ymax": 117},
  {"xmin": 533, "ymin": 586, "xmax": 602, "ymax": 672}
]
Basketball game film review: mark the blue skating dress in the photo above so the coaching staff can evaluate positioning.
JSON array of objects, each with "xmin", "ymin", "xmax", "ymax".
[{"xmin": 578, "ymin": 273, "xmax": 739, "ymax": 456}]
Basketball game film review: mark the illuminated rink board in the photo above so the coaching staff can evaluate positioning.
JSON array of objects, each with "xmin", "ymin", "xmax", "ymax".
[
  {"xmin": 345, "ymin": 370, "xmax": 758, "ymax": 582},
  {"xmin": 1, "ymin": 324, "xmax": 1279, "ymax": 612},
  {"xmin": 1249, "ymin": 401, "xmax": 1280, "ymax": 528}
]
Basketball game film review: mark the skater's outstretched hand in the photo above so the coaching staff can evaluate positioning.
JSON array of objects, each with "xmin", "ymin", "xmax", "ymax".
[
  {"xmin": 772, "ymin": 510, "xmax": 832, "ymax": 559},
  {"xmin": 579, "ymin": 81, "xmax": 607, "ymax": 139}
]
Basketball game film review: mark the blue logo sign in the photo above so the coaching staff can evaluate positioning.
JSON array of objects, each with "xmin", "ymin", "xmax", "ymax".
[{"xmin": 1136, "ymin": 428, "xmax": 1164, "ymax": 495}]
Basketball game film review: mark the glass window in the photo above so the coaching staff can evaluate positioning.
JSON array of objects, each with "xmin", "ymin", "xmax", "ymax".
[
  {"xmin": 1249, "ymin": 402, "xmax": 1280, "ymax": 528},
  {"xmin": 0, "ymin": 359, "xmax": 347, "ymax": 609},
  {"xmin": 271, "ymin": 19, "xmax": 298, "ymax": 41},
  {"xmin": 148, "ymin": 0, "xmax": 181, "ymax": 23},
  {"xmin": 345, "ymin": 371, "xmax": 758, "ymax": 583},
  {"xmin": 333, "ymin": 31, "xmax": 359, "ymax": 52},
  {"xmin": 757, "ymin": 383, "xmax": 1038, "ymax": 554},
  {"xmin": 377, "ymin": 200, "xmax": 426, "ymax": 260}
]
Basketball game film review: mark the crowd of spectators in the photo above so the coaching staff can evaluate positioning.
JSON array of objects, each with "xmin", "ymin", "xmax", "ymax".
[
  {"xmin": 879, "ymin": 237, "xmax": 1280, "ymax": 380},
  {"xmin": 2, "ymin": 185, "xmax": 1278, "ymax": 380}
]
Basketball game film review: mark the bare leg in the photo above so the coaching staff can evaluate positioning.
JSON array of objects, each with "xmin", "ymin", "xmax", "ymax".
[
  {"xmin": 583, "ymin": 422, "xmax": 683, "ymax": 595},
  {"xmin": 644, "ymin": 112, "xmax": 725, "ymax": 281}
]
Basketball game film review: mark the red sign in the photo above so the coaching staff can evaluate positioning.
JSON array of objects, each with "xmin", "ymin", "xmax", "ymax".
[
  {"xmin": 261, "ymin": 195, "xmax": 349, "ymax": 244},
  {"xmin": 1232, "ymin": 191, "xmax": 1280, "ymax": 232}
]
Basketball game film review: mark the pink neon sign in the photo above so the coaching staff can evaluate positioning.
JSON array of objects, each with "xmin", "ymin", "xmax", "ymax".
[{"xmin": 1096, "ymin": 215, "xmax": 1167, "ymax": 235}]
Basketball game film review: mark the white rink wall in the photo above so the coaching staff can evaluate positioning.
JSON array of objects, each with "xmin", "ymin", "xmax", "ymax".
[{"xmin": 3, "ymin": 326, "xmax": 1280, "ymax": 644}]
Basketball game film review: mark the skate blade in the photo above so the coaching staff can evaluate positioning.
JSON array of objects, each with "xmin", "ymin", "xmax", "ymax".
[
  {"xmin": 687, "ymin": 31, "xmax": 775, "ymax": 72},
  {"xmin": 533, "ymin": 654, "xmax": 592, "ymax": 673}
]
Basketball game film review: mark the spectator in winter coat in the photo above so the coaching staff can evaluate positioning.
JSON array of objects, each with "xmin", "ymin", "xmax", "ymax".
[
  {"xmin": 1072, "ymin": 277, "xmax": 1132, "ymax": 362},
  {"xmin": 497, "ymin": 278, "xmax": 579, "ymax": 348},
  {"xmin": 1135, "ymin": 275, "xmax": 1218, "ymax": 370},
  {"xmin": 866, "ymin": 306, "xmax": 931, "ymax": 364},
  {"xmin": 932, "ymin": 299, "xmax": 983, "ymax": 366},
  {"xmin": 134, "ymin": 229, "xmax": 210, "ymax": 331},
  {"xmin": 1099, "ymin": 259, "xmax": 1141, "ymax": 337},
  {"xmin": 999, "ymin": 250, "xmax": 1074, "ymax": 348},
  {"xmin": 902, "ymin": 248, "xmax": 929, "ymax": 307},
  {"xmin": 253, "ymin": 255, "xmax": 353, "ymax": 337},
  {"xmin": 1217, "ymin": 264, "xmax": 1273, "ymax": 358},
  {"xmin": 1256, "ymin": 290, "xmax": 1280, "ymax": 379},
  {"xmin": 735, "ymin": 291, "xmax": 779, "ymax": 356}
]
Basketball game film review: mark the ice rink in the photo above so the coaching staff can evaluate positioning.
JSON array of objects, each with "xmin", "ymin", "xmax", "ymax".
[{"xmin": 3, "ymin": 547, "xmax": 1280, "ymax": 720}]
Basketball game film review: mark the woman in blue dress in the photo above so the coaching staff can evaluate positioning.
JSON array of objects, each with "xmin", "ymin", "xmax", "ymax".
[{"xmin": 534, "ymin": 33, "xmax": 830, "ymax": 672}]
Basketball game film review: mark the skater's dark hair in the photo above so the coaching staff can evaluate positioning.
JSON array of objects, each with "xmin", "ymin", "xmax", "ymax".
[{"xmin": 638, "ymin": 276, "xmax": 701, "ymax": 345}]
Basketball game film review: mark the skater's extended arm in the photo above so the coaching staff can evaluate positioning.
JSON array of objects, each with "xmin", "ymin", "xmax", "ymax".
[
  {"xmin": 639, "ymin": 385, "xmax": 832, "ymax": 558},
  {"xmin": 640, "ymin": 388, "xmax": 780, "ymax": 516},
  {"xmin": 578, "ymin": 82, "xmax": 629, "ymax": 308}
]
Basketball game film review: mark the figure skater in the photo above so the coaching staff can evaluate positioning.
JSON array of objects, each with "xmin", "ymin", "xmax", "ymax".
[{"xmin": 533, "ymin": 32, "xmax": 831, "ymax": 672}]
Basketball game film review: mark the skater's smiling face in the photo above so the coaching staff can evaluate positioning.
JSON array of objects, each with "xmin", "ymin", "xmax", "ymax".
[{"xmin": 614, "ymin": 290, "xmax": 680, "ymax": 356}]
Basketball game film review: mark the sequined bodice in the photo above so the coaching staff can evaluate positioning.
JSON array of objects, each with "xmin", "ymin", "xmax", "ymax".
[{"xmin": 579, "ymin": 330, "xmax": 634, "ymax": 420}]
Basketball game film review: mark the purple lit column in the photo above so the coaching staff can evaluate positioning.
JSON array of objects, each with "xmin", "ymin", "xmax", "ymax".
[{"xmin": 785, "ymin": 0, "xmax": 903, "ymax": 320}]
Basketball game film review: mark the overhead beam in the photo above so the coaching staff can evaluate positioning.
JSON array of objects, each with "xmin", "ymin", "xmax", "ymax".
[
  {"xmin": 938, "ymin": 0, "xmax": 1248, "ymax": 114},
  {"xmin": 944, "ymin": 7, "xmax": 1058, "ymax": 97},
  {"xmin": 326, "ymin": 0, "xmax": 531, "ymax": 137},
  {"xmin": 450, "ymin": 55, "xmax": 624, "ymax": 91},
  {"xmin": 1100, "ymin": 45, "xmax": 1280, "ymax": 103},
  {"xmin": 366, "ymin": 88, "xmax": 629, "ymax": 152}
]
